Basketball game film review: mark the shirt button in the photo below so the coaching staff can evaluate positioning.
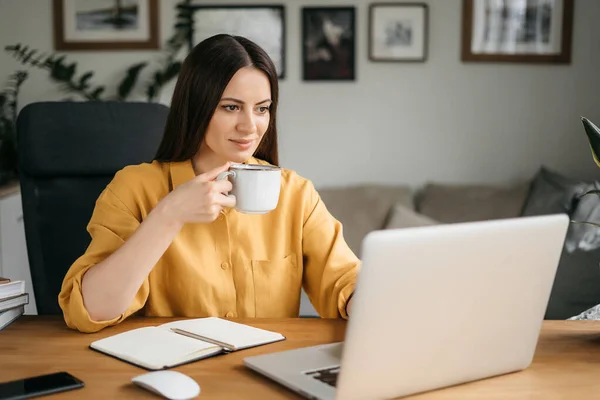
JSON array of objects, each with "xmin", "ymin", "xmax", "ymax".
[
  {"xmin": 221, "ymin": 262, "xmax": 229, "ymax": 270},
  {"xmin": 225, "ymin": 311, "xmax": 234, "ymax": 318}
]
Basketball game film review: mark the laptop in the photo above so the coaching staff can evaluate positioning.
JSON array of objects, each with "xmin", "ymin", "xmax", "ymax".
[{"xmin": 244, "ymin": 214, "xmax": 569, "ymax": 400}]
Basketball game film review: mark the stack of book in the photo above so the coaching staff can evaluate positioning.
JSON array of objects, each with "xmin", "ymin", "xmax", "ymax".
[{"xmin": 0, "ymin": 276, "xmax": 29, "ymax": 331}]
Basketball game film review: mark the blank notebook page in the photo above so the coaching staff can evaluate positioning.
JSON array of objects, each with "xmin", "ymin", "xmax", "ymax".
[
  {"xmin": 91, "ymin": 326, "xmax": 219, "ymax": 368},
  {"xmin": 162, "ymin": 317, "xmax": 284, "ymax": 349}
]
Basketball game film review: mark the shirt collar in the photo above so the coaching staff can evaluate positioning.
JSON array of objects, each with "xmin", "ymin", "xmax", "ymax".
[{"xmin": 170, "ymin": 159, "xmax": 195, "ymax": 190}]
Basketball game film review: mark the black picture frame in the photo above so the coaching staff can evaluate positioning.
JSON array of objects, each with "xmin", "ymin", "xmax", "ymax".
[
  {"xmin": 187, "ymin": 4, "xmax": 286, "ymax": 78},
  {"xmin": 302, "ymin": 6, "xmax": 356, "ymax": 81}
]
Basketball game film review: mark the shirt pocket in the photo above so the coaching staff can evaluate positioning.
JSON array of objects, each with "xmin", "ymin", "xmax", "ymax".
[{"xmin": 251, "ymin": 253, "xmax": 301, "ymax": 317}]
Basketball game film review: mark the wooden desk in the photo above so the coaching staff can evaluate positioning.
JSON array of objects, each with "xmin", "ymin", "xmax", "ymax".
[{"xmin": 2, "ymin": 317, "xmax": 600, "ymax": 399}]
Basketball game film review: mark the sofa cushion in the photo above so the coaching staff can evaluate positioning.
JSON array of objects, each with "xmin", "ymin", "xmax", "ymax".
[
  {"xmin": 521, "ymin": 166, "xmax": 600, "ymax": 252},
  {"xmin": 385, "ymin": 202, "xmax": 439, "ymax": 229},
  {"xmin": 317, "ymin": 184, "xmax": 413, "ymax": 257},
  {"xmin": 521, "ymin": 166, "xmax": 588, "ymax": 217},
  {"xmin": 416, "ymin": 182, "xmax": 530, "ymax": 223}
]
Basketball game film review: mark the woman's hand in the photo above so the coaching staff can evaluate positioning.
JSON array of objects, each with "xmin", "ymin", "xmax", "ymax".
[
  {"xmin": 153, "ymin": 163, "xmax": 236, "ymax": 225},
  {"xmin": 347, "ymin": 296, "xmax": 354, "ymax": 316}
]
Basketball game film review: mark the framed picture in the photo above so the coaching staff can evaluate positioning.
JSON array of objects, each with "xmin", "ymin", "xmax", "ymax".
[
  {"xmin": 302, "ymin": 7, "xmax": 356, "ymax": 81},
  {"xmin": 369, "ymin": 3, "xmax": 428, "ymax": 62},
  {"xmin": 188, "ymin": 5, "xmax": 286, "ymax": 79},
  {"xmin": 461, "ymin": 0, "xmax": 574, "ymax": 63},
  {"xmin": 53, "ymin": 0, "xmax": 160, "ymax": 50}
]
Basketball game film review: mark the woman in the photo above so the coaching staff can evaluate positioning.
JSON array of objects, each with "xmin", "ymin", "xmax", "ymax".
[{"xmin": 58, "ymin": 34, "xmax": 359, "ymax": 333}]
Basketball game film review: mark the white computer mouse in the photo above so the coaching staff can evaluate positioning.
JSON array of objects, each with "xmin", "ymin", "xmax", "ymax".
[{"xmin": 131, "ymin": 370, "xmax": 201, "ymax": 400}]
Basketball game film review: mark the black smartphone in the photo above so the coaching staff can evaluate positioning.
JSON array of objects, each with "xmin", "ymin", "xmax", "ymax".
[{"xmin": 0, "ymin": 372, "xmax": 84, "ymax": 400}]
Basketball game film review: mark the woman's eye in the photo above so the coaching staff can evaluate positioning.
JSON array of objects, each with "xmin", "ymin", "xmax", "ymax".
[
  {"xmin": 223, "ymin": 105, "xmax": 238, "ymax": 111},
  {"xmin": 258, "ymin": 106, "xmax": 270, "ymax": 113}
]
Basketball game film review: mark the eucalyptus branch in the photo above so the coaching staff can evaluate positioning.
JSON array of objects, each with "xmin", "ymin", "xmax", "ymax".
[
  {"xmin": 4, "ymin": 0, "xmax": 194, "ymax": 104},
  {"xmin": 144, "ymin": 1, "xmax": 192, "ymax": 101},
  {"xmin": 4, "ymin": 44, "xmax": 106, "ymax": 100},
  {"xmin": 0, "ymin": 70, "xmax": 27, "ymax": 181},
  {"xmin": 3, "ymin": 70, "xmax": 28, "ymax": 122}
]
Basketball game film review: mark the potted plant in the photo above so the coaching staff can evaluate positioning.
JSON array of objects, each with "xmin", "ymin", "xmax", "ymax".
[
  {"xmin": 574, "ymin": 117, "xmax": 600, "ymax": 229},
  {"xmin": 564, "ymin": 117, "xmax": 600, "ymax": 320},
  {"xmin": 0, "ymin": 0, "xmax": 193, "ymax": 188},
  {"xmin": 0, "ymin": 71, "xmax": 27, "ymax": 186}
]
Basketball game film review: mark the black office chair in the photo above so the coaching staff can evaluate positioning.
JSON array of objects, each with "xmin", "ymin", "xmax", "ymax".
[{"xmin": 17, "ymin": 101, "xmax": 169, "ymax": 315}]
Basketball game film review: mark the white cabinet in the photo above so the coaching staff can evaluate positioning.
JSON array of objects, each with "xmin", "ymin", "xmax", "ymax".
[{"xmin": 0, "ymin": 183, "xmax": 37, "ymax": 315}]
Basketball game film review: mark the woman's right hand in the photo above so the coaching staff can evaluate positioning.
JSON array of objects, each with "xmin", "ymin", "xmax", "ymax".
[{"xmin": 153, "ymin": 163, "xmax": 236, "ymax": 225}]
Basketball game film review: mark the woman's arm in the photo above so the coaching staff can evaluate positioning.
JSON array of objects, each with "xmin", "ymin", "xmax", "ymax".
[
  {"xmin": 81, "ymin": 206, "xmax": 182, "ymax": 321},
  {"xmin": 81, "ymin": 164, "xmax": 236, "ymax": 321},
  {"xmin": 59, "ymin": 163, "xmax": 234, "ymax": 332},
  {"xmin": 301, "ymin": 180, "xmax": 360, "ymax": 319}
]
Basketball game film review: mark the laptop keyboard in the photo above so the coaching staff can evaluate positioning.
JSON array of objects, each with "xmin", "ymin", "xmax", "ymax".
[{"xmin": 304, "ymin": 366, "xmax": 340, "ymax": 387}]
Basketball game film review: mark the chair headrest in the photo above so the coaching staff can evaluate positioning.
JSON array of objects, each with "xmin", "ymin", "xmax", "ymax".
[{"xmin": 17, "ymin": 101, "xmax": 170, "ymax": 177}]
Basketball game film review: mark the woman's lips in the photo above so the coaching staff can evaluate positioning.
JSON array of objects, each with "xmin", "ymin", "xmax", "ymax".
[{"xmin": 229, "ymin": 139, "xmax": 254, "ymax": 150}]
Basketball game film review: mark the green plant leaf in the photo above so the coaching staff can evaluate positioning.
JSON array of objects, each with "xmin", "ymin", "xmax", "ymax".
[
  {"xmin": 164, "ymin": 62, "xmax": 181, "ymax": 79},
  {"xmin": 117, "ymin": 62, "xmax": 147, "ymax": 100},
  {"xmin": 582, "ymin": 117, "xmax": 600, "ymax": 169},
  {"xmin": 21, "ymin": 49, "xmax": 36, "ymax": 63},
  {"xmin": 4, "ymin": 44, "xmax": 20, "ymax": 52},
  {"xmin": 78, "ymin": 72, "xmax": 94, "ymax": 89},
  {"xmin": 146, "ymin": 84, "xmax": 156, "ymax": 101},
  {"xmin": 64, "ymin": 63, "xmax": 76, "ymax": 80},
  {"xmin": 90, "ymin": 87, "xmax": 105, "ymax": 99},
  {"xmin": 50, "ymin": 61, "xmax": 66, "ymax": 80},
  {"xmin": 17, "ymin": 46, "xmax": 29, "ymax": 58}
]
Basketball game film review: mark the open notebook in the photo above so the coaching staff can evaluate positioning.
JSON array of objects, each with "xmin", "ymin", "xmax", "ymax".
[{"xmin": 90, "ymin": 317, "xmax": 285, "ymax": 370}]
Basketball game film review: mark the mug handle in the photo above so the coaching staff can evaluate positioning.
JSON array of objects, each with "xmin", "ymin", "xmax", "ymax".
[{"xmin": 216, "ymin": 170, "xmax": 236, "ymax": 196}]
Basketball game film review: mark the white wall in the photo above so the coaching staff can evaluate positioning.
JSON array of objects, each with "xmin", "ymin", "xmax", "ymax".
[{"xmin": 1, "ymin": 0, "xmax": 600, "ymax": 189}]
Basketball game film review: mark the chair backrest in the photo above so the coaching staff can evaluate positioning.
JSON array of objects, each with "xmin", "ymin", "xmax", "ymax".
[{"xmin": 17, "ymin": 101, "xmax": 169, "ymax": 315}]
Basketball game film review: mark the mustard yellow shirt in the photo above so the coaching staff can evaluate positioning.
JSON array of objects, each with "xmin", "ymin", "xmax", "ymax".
[{"xmin": 58, "ymin": 157, "xmax": 360, "ymax": 333}]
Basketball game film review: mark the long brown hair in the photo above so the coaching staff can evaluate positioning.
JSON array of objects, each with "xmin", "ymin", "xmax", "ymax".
[{"xmin": 155, "ymin": 34, "xmax": 279, "ymax": 165}]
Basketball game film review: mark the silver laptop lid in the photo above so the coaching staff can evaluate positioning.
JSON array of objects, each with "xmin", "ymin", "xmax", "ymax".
[{"xmin": 335, "ymin": 214, "xmax": 569, "ymax": 400}]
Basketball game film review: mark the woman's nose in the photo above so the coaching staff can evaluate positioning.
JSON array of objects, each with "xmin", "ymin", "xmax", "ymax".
[{"xmin": 236, "ymin": 111, "xmax": 257, "ymax": 133}]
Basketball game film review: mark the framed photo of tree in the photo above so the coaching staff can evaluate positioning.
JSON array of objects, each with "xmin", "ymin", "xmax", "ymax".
[{"xmin": 53, "ymin": 0, "xmax": 160, "ymax": 51}]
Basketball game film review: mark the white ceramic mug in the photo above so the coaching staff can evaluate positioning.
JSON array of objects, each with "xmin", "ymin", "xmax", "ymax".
[{"xmin": 216, "ymin": 164, "xmax": 282, "ymax": 214}]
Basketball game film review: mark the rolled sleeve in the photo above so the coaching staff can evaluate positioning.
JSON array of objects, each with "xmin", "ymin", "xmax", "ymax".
[{"xmin": 58, "ymin": 186, "xmax": 149, "ymax": 333}]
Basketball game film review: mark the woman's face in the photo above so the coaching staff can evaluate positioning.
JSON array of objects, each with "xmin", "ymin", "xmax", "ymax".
[{"xmin": 202, "ymin": 66, "xmax": 272, "ymax": 164}]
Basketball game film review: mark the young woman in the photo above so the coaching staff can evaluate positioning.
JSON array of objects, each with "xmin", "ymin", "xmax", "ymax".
[{"xmin": 58, "ymin": 34, "xmax": 359, "ymax": 333}]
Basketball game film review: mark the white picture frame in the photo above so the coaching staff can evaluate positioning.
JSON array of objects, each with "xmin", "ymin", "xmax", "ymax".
[{"xmin": 369, "ymin": 3, "xmax": 428, "ymax": 62}]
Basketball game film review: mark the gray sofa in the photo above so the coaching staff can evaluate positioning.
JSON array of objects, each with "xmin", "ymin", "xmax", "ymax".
[{"xmin": 299, "ymin": 166, "xmax": 600, "ymax": 320}]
